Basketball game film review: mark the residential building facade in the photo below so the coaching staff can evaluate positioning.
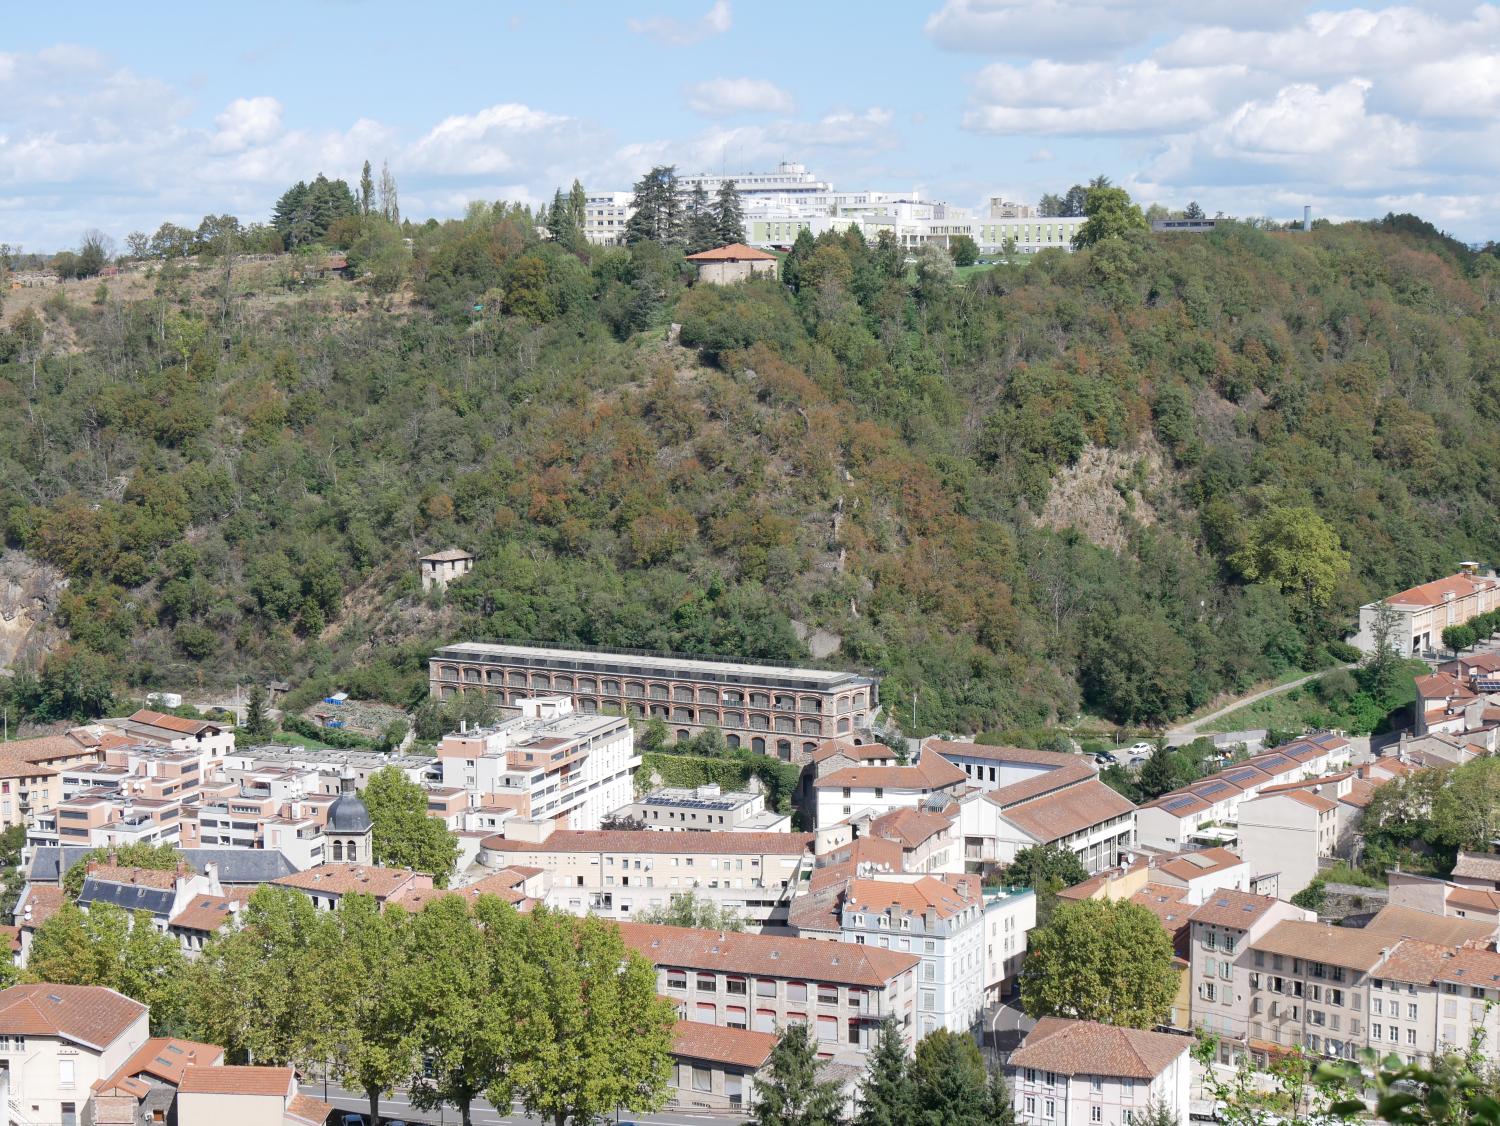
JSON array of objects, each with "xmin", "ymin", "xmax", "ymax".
[{"xmin": 1009, "ymin": 1018, "xmax": 1192, "ymax": 1126}]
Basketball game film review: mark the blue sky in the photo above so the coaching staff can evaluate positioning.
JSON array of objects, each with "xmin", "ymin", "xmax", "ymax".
[{"xmin": 3, "ymin": 0, "xmax": 1498, "ymax": 250}]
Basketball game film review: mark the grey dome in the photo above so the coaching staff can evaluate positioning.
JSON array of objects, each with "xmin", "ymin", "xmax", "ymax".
[{"xmin": 328, "ymin": 770, "xmax": 372, "ymax": 834}]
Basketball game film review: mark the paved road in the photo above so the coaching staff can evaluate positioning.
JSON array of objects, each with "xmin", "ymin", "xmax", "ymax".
[
  {"xmin": 1164, "ymin": 665, "xmax": 1355, "ymax": 745},
  {"xmin": 984, "ymin": 998, "xmax": 1035, "ymax": 1054},
  {"xmin": 303, "ymin": 1082, "xmax": 743, "ymax": 1126}
]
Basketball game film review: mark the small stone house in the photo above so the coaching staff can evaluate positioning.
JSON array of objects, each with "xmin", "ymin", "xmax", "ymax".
[{"xmin": 684, "ymin": 244, "xmax": 778, "ymax": 285}]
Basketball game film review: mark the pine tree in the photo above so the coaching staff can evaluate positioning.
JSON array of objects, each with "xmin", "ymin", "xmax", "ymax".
[
  {"xmin": 626, "ymin": 166, "xmax": 682, "ymax": 246},
  {"xmin": 986, "ymin": 1067, "xmax": 1016, "ymax": 1126},
  {"xmin": 754, "ymin": 1023, "xmax": 845, "ymax": 1126},
  {"xmin": 783, "ymin": 228, "xmax": 817, "ymax": 292},
  {"xmin": 245, "ymin": 683, "xmax": 270, "ymax": 740},
  {"xmin": 547, "ymin": 188, "xmax": 569, "ymax": 243},
  {"xmin": 714, "ymin": 179, "xmax": 745, "ymax": 245},
  {"xmin": 855, "ymin": 1017, "xmax": 911, "ymax": 1126},
  {"xmin": 1138, "ymin": 746, "xmax": 1178, "ymax": 800},
  {"xmin": 686, "ymin": 183, "xmax": 717, "ymax": 253},
  {"xmin": 910, "ymin": 1028, "xmax": 988, "ymax": 1126}
]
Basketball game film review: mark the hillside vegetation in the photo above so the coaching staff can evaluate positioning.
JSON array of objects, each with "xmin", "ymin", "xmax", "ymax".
[{"xmin": 0, "ymin": 207, "xmax": 1497, "ymax": 736}]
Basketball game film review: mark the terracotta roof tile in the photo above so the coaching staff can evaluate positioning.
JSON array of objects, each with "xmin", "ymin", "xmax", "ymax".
[
  {"xmin": 18, "ymin": 885, "xmax": 66, "ymax": 929},
  {"xmin": 1252, "ymin": 920, "xmax": 1393, "ymax": 971},
  {"xmin": 1154, "ymin": 848, "xmax": 1243, "ymax": 882},
  {"xmin": 808, "ymin": 740, "xmax": 900, "ymax": 765},
  {"xmin": 0, "ymin": 984, "xmax": 145, "ymax": 1050},
  {"xmin": 97, "ymin": 1036, "xmax": 224, "ymax": 1091},
  {"xmin": 985, "ymin": 760, "xmax": 1098, "ymax": 808},
  {"xmin": 1362, "ymin": 905, "xmax": 1493, "ymax": 946},
  {"xmin": 617, "ymin": 921, "xmax": 918, "ymax": 987},
  {"xmin": 845, "ymin": 875, "xmax": 980, "ymax": 921},
  {"xmin": 868, "ymin": 807, "xmax": 952, "ymax": 849},
  {"xmin": 1010, "ymin": 1017, "xmax": 1189, "ymax": 1079},
  {"xmin": 1434, "ymin": 946, "xmax": 1500, "ymax": 987},
  {"xmin": 672, "ymin": 1020, "xmax": 777, "ymax": 1068},
  {"xmin": 1128, "ymin": 883, "xmax": 1192, "ymax": 938},
  {"xmin": 1189, "ymin": 891, "xmax": 1292, "ymax": 929},
  {"xmin": 997, "ymin": 778, "xmax": 1136, "ymax": 842},
  {"xmin": 813, "ymin": 752, "xmax": 965, "ymax": 791},
  {"xmin": 286, "ymin": 1092, "xmax": 334, "ymax": 1126},
  {"xmin": 1375, "ymin": 939, "xmax": 1463, "ymax": 984},
  {"xmin": 128, "ymin": 709, "xmax": 214, "ymax": 736},
  {"xmin": 87, "ymin": 865, "xmax": 179, "ymax": 890},
  {"xmin": 925, "ymin": 741, "xmax": 1081, "ymax": 767},
  {"xmin": 1386, "ymin": 573, "xmax": 1498, "ymax": 609},
  {"xmin": 169, "ymin": 896, "xmax": 237, "ymax": 934},
  {"xmin": 1453, "ymin": 852, "xmax": 1500, "ymax": 882},
  {"xmin": 684, "ymin": 243, "xmax": 777, "ymax": 262},
  {"xmin": 180, "ymin": 1064, "xmax": 295, "ymax": 1095},
  {"xmin": 274, "ymin": 863, "xmax": 426, "ymax": 900}
]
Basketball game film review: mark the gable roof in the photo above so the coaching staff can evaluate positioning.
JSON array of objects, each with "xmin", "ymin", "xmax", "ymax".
[
  {"xmin": 997, "ymin": 778, "xmax": 1136, "ymax": 843},
  {"xmin": 96, "ymin": 1036, "xmax": 224, "ymax": 1092},
  {"xmin": 925, "ymin": 740, "xmax": 1079, "ymax": 767},
  {"xmin": 1189, "ymin": 891, "xmax": 1290, "ymax": 930},
  {"xmin": 1010, "ymin": 1017, "xmax": 1188, "ymax": 1079},
  {"xmin": 29, "ymin": 847, "xmax": 296, "ymax": 886},
  {"xmin": 684, "ymin": 243, "xmax": 777, "ymax": 262},
  {"xmin": 1252, "ymin": 920, "xmax": 1393, "ymax": 971},
  {"xmin": 179, "ymin": 1064, "xmax": 294, "ymax": 1096},
  {"xmin": 845, "ymin": 875, "xmax": 980, "ymax": 921},
  {"xmin": 617, "ymin": 921, "xmax": 918, "ymax": 986},
  {"xmin": 274, "ymin": 863, "xmax": 422, "ymax": 900},
  {"xmin": 1385, "ymin": 573, "xmax": 1497, "ymax": 609},
  {"xmin": 169, "ymin": 895, "xmax": 239, "ymax": 934},
  {"xmin": 1363, "ymin": 904, "xmax": 1494, "ymax": 946},
  {"xmin": 127, "ymin": 709, "xmax": 216, "ymax": 736},
  {"xmin": 0, "ymin": 984, "xmax": 145, "ymax": 1050},
  {"xmin": 1453, "ymin": 852, "xmax": 1500, "ymax": 882},
  {"xmin": 868, "ymin": 807, "xmax": 952, "ymax": 849},
  {"xmin": 812, "ymin": 752, "xmax": 965, "ymax": 792},
  {"xmin": 672, "ymin": 1020, "xmax": 777, "ymax": 1069}
]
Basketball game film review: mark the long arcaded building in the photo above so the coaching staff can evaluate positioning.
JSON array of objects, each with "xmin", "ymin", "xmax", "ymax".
[{"xmin": 430, "ymin": 643, "xmax": 878, "ymax": 761}]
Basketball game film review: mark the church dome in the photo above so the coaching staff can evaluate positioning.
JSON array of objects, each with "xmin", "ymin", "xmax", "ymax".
[{"xmin": 328, "ymin": 768, "xmax": 372, "ymax": 834}]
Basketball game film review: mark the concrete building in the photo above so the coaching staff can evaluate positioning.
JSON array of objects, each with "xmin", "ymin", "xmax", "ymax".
[
  {"xmin": 430, "ymin": 643, "xmax": 878, "ymax": 759},
  {"xmin": 810, "ymin": 745, "xmax": 966, "ymax": 829},
  {"xmin": 685, "ymin": 244, "xmax": 778, "ymax": 285},
  {"xmin": 1150, "ymin": 218, "xmax": 1219, "ymax": 233},
  {"xmin": 0, "ymin": 983, "xmax": 151, "ymax": 1126},
  {"xmin": 668, "ymin": 1021, "xmax": 776, "ymax": 1114},
  {"xmin": 1009, "ymin": 1018, "xmax": 1192, "ymax": 1126},
  {"xmin": 1236, "ymin": 789, "xmax": 1340, "ymax": 899},
  {"xmin": 839, "ymin": 875, "xmax": 985, "ymax": 1037},
  {"xmin": 176, "ymin": 1065, "xmax": 332, "ymax": 1126},
  {"xmin": 621, "ymin": 783, "xmax": 790, "ymax": 834},
  {"xmin": 92, "ymin": 1036, "xmax": 227, "ymax": 1126},
  {"xmin": 1350, "ymin": 566, "xmax": 1500, "ymax": 657},
  {"xmin": 619, "ymin": 921, "xmax": 919, "ymax": 1060},
  {"xmin": 1185, "ymin": 891, "xmax": 1314, "ymax": 1052},
  {"xmin": 479, "ymin": 827, "xmax": 815, "ymax": 926},
  {"xmin": 419, "ymin": 548, "xmax": 474, "ymax": 591},
  {"xmin": 981, "ymin": 885, "xmax": 1036, "ymax": 1001},
  {"xmin": 951, "ymin": 754, "xmax": 1136, "ymax": 875},
  {"xmin": 272, "ymin": 863, "xmax": 434, "ymax": 911},
  {"xmin": 436, "ymin": 696, "xmax": 637, "ymax": 831},
  {"xmin": 581, "ymin": 191, "xmax": 635, "ymax": 245}
]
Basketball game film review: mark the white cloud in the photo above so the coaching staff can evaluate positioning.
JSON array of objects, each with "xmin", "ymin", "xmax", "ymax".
[
  {"xmin": 684, "ymin": 77, "xmax": 795, "ymax": 116},
  {"xmin": 210, "ymin": 96, "xmax": 284, "ymax": 153},
  {"xmin": 628, "ymin": 0, "xmax": 731, "ymax": 46},
  {"xmin": 965, "ymin": 58, "xmax": 1245, "ymax": 133},
  {"xmin": 405, "ymin": 103, "xmax": 578, "ymax": 176}
]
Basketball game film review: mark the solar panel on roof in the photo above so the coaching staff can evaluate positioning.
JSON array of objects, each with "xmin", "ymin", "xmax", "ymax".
[{"xmin": 1162, "ymin": 796, "xmax": 1198, "ymax": 812}]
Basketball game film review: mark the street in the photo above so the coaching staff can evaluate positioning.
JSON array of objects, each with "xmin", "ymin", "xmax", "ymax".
[
  {"xmin": 302, "ymin": 1082, "xmax": 745, "ymax": 1126},
  {"xmin": 984, "ymin": 997, "xmax": 1035, "ymax": 1053}
]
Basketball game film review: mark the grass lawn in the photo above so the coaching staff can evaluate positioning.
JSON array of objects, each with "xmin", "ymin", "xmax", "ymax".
[
  {"xmin": 265, "ymin": 729, "xmax": 345, "ymax": 751},
  {"xmin": 1203, "ymin": 659, "xmax": 1425, "ymax": 736}
]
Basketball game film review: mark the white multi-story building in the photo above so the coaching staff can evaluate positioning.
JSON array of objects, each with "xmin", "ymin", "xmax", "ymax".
[
  {"xmin": 437, "ymin": 696, "xmax": 637, "ymax": 831},
  {"xmin": 810, "ymin": 744, "xmax": 966, "ymax": 829},
  {"xmin": 839, "ymin": 875, "xmax": 985, "ymax": 1037},
  {"xmin": 1351, "ymin": 565, "xmax": 1500, "ymax": 657},
  {"xmin": 1010, "ymin": 1018, "xmax": 1192, "ymax": 1126}
]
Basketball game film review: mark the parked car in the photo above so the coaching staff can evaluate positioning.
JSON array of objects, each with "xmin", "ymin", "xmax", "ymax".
[
  {"xmin": 1093, "ymin": 751, "xmax": 1119, "ymax": 765},
  {"xmin": 341, "ymin": 1115, "xmax": 365, "ymax": 1126},
  {"xmin": 1129, "ymin": 754, "xmax": 1149, "ymax": 766},
  {"xmin": 1129, "ymin": 741, "xmax": 1154, "ymax": 755}
]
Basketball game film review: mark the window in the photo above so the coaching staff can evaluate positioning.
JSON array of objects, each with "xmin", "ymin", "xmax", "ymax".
[
  {"xmin": 693, "ymin": 1066, "xmax": 712, "ymax": 1093},
  {"xmin": 1408, "ymin": 1003, "xmax": 1418, "ymax": 1020},
  {"xmin": 697, "ymin": 973, "xmax": 717, "ymax": 993},
  {"xmin": 756, "ymin": 979, "xmax": 777, "ymax": 997},
  {"xmin": 1090, "ymin": 1077, "xmax": 1102, "ymax": 1093},
  {"xmin": 818, "ymin": 984, "xmax": 838, "ymax": 1005},
  {"xmin": 1091, "ymin": 1110, "xmax": 1103, "ymax": 1123},
  {"xmin": 59, "ymin": 1059, "xmax": 75, "ymax": 1089},
  {"xmin": 726, "ymin": 1006, "xmax": 747, "ymax": 1029},
  {"xmin": 921, "ymin": 990, "xmax": 937, "ymax": 1010},
  {"xmin": 1373, "ymin": 999, "xmax": 1383, "ymax": 1015},
  {"xmin": 1025, "ymin": 1098, "xmax": 1036, "ymax": 1115},
  {"xmin": 1390, "ymin": 1026, "xmax": 1400, "ymax": 1043},
  {"xmin": 787, "ymin": 982, "xmax": 808, "ymax": 1002},
  {"xmin": 1025, "ymin": 1069, "xmax": 1037, "ymax": 1084},
  {"xmin": 1045, "ymin": 1100, "xmax": 1055, "ymax": 1120},
  {"xmin": 1372, "ymin": 1024, "xmax": 1383, "ymax": 1040},
  {"xmin": 61, "ymin": 1105, "xmax": 76, "ymax": 1126},
  {"xmin": 667, "ymin": 970, "xmax": 687, "ymax": 990},
  {"xmin": 726, "ymin": 976, "xmax": 747, "ymax": 996}
]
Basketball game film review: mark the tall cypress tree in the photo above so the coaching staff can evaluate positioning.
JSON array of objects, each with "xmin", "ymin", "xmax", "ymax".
[
  {"xmin": 686, "ymin": 183, "xmax": 716, "ymax": 253},
  {"xmin": 855, "ymin": 1017, "xmax": 912, "ymax": 1126},
  {"xmin": 714, "ymin": 179, "xmax": 745, "ymax": 245},
  {"xmin": 547, "ymin": 187, "xmax": 569, "ymax": 243},
  {"xmin": 567, "ymin": 180, "xmax": 588, "ymax": 247},
  {"xmin": 359, "ymin": 161, "xmax": 375, "ymax": 217}
]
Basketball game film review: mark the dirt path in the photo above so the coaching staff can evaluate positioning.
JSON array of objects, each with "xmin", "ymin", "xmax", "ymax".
[{"xmin": 1165, "ymin": 666, "xmax": 1354, "ymax": 744}]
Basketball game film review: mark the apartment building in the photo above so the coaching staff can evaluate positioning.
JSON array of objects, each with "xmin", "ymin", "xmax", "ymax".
[
  {"xmin": 0, "ymin": 758, "xmax": 57, "ymax": 832},
  {"xmin": 0, "ymin": 984, "xmax": 151, "ymax": 1126},
  {"xmin": 1351, "ymin": 566, "xmax": 1500, "ymax": 657},
  {"xmin": 1185, "ymin": 891, "xmax": 1314, "ymax": 1050},
  {"xmin": 854, "ymin": 806, "xmax": 962, "ymax": 874},
  {"xmin": 479, "ymin": 826, "xmax": 815, "ymax": 926},
  {"xmin": 437, "ymin": 696, "xmax": 637, "ymax": 831},
  {"xmin": 1010, "ymin": 1018, "xmax": 1192, "ymax": 1126},
  {"xmin": 115, "ymin": 710, "xmax": 235, "ymax": 760},
  {"xmin": 75, "ymin": 861, "xmax": 225, "ymax": 931},
  {"xmin": 668, "ymin": 1021, "xmax": 776, "ymax": 1114},
  {"xmin": 840, "ymin": 875, "xmax": 985, "ymax": 1037},
  {"xmin": 430, "ymin": 643, "xmax": 878, "ymax": 759},
  {"xmin": 617, "ymin": 921, "xmax": 919, "ymax": 1061},
  {"xmin": 955, "ymin": 755, "xmax": 1136, "ymax": 875},
  {"xmin": 982, "ymin": 885, "xmax": 1037, "ymax": 1001},
  {"xmin": 273, "ymin": 862, "xmax": 434, "ymax": 911},
  {"xmin": 811, "ymin": 745, "xmax": 966, "ymax": 828},
  {"xmin": 92, "ymin": 1036, "xmax": 226, "ymax": 1126},
  {"xmin": 1236, "ymin": 789, "xmax": 1340, "ymax": 898},
  {"xmin": 621, "ymin": 784, "xmax": 791, "ymax": 834}
]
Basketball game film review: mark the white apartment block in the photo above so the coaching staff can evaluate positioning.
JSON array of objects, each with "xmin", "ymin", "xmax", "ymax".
[
  {"xmin": 1236, "ymin": 789, "xmax": 1340, "ymax": 899},
  {"xmin": 839, "ymin": 875, "xmax": 985, "ymax": 1037},
  {"xmin": 0, "ymin": 984, "xmax": 151, "ymax": 1126},
  {"xmin": 437, "ymin": 696, "xmax": 637, "ymax": 831},
  {"xmin": 982, "ymin": 885, "xmax": 1036, "ymax": 1001},
  {"xmin": 811, "ymin": 744, "xmax": 966, "ymax": 828},
  {"xmin": 621, "ymin": 783, "xmax": 790, "ymax": 833},
  {"xmin": 479, "ymin": 826, "xmax": 814, "ymax": 926},
  {"xmin": 1010, "ymin": 1019, "xmax": 1192, "ymax": 1126}
]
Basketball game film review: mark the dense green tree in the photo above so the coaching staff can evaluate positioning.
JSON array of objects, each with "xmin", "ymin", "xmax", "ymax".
[
  {"xmin": 26, "ymin": 903, "xmax": 187, "ymax": 1032},
  {"xmin": 685, "ymin": 183, "xmax": 718, "ymax": 254},
  {"xmin": 512, "ymin": 910, "xmax": 675, "ymax": 1126},
  {"xmin": 1022, "ymin": 899, "xmax": 1178, "ymax": 1028},
  {"xmin": 1183, "ymin": 201, "xmax": 1205, "ymax": 220},
  {"xmin": 1232, "ymin": 506, "xmax": 1350, "ymax": 618},
  {"xmin": 1073, "ymin": 186, "xmax": 1146, "ymax": 247},
  {"xmin": 1006, "ymin": 844, "xmax": 1088, "ymax": 924},
  {"xmin": 854, "ymin": 1017, "xmax": 911, "ymax": 1126},
  {"xmin": 986, "ymin": 1068, "xmax": 1017, "ymax": 1126},
  {"xmin": 363, "ymin": 766, "xmax": 460, "ymax": 886},
  {"xmin": 948, "ymin": 234, "xmax": 980, "ymax": 267},
  {"xmin": 1138, "ymin": 746, "xmax": 1180, "ymax": 800},
  {"xmin": 910, "ymin": 1029, "xmax": 988, "ymax": 1126},
  {"xmin": 714, "ymin": 179, "xmax": 746, "ymax": 245},
  {"xmin": 626, "ymin": 165, "xmax": 683, "ymax": 246},
  {"xmin": 62, "ymin": 843, "xmax": 182, "ymax": 897},
  {"xmin": 359, "ymin": 161, "xmax": 375, "ymax": 217},
  {"xmin": 754, "ymin": 1022, "xmax": 845, "ymax": 1126},
  {"xmin": 245, "ymin": 683, "xmax": 271, "ymax": 740}
]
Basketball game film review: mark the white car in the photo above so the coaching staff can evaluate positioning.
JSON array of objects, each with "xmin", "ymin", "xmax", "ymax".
[{"xmin": 1129, "ymin": 741, "xmax": 1154, "ymax": 755}]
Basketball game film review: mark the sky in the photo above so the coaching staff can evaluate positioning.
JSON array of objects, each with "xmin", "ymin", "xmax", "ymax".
[{"xmin": 2, "ymin": 0, "xmax": 1498, "ymax": 251}]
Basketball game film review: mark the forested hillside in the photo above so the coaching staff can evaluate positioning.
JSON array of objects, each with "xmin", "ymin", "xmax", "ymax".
[{"xmin": 0, "ymin": 205, "xmax": 1497, "ymax": 736}]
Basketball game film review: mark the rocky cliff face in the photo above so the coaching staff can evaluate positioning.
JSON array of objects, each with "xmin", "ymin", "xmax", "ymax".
[{"xmin": 0, "ymin": 550, "xmax": 67, "ymax": 672}]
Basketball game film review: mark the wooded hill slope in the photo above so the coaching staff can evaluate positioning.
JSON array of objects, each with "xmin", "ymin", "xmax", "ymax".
[{"xmin": 0, "ymin": 212, "xmax": 1496, "ymax": 736}]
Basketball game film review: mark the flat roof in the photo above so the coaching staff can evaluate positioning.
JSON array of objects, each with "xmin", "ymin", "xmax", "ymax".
[{"xmin": 434, "ymin": 642, "xmax": 875, "ymax": 690}]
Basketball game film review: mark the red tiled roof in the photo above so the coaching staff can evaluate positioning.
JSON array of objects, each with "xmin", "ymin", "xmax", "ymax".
[
  {"xmin": 1252, "ymin": 920, "xmax": 1392, "ymax": 970},
  {"xmin": 845, "ymin": 875, "xmax": 980, "ymax": 920},
  {"xmin": 998, "ymin": 778, "xmax": 1136, "ymax": 842},
  {"xmin": 868, "ymin": 807, "xmax": 952, "ymax": 849},
  {"xmin": 809, "ymin": 740, "xmax": 900, "ymax": 765},
  {"xmin": 97, "ymin": 1036, "xmax": 224, "ymax": 1091},
  {"xmin": 0, "ymin": 984, "xmax": 145, "ymax": 1049},
  {"xmin": 287, "ymin": 1092, "xmax": 334, "ymax": 1126},
  {"xmin": 128, "ymin": 709, "xmax": 215, "ymax": 736},
  {"xmin": 985, "ymin": 759, "xmax": 1098, "ymax": 808},
  {"xmin": 1154, "ymin": 848, "xmax": 1243, "ymax": 882},
  {"xmin": 179, "ymin": 1064, "xmax": 294, "ymax": 1096},
  {"xmin": 1128, "ymin": 883, "xmax": 1192, "ymax": 938},
  {"xmin": 813, "ymin": 752, "xmax": 966, "ymax": 791},
  {"xmin": 1363, "ymin": 904, "xmax": 1494, "ymax": 946},
  {"xmin": 1446, "ymin": 886, "xmax": 1500, "ymax": 915},
  {"xmin": 0, "ymin": 755, "xmax": 57, "ymax": 780},
  {"xmin": 87, "ymin": 865, "xmax": 179, "ymax": 890},
  {"xmin": 617, "ymin": 921, "xmax": 918, "ymax": 986},
  {"xmin": 482, "ymin": 830, "xmax": 813, "ymax": 856},
  {"xmin": 1188, "ymin": 890, "xmax": 1288, "ymax": 930},
  {"xmin": 925, "ymin": 740, "xmax": 1080, "ymax": 767},
  {"xmin": 19, "ymin": 885, "xmax": 67, "ymax": 929},
  {"xmin": 1010, "ymin": 1017, "xmax": 1188, "ymax": 1079},
  {"xmin": 672, "ymin": 1020, "xmax": 777, "ymax": 1069},
  {"xmin": 274, "ymin": 863, "xmax": 426, "ymax": 900},
  {"xmin": 684, "ymin": 242, "xmax": 777, "ymax": 262},
  {"xmin": 1385, "ymin": 573, "xmax": 1497, "ymax": 609},
  {"xmin": 169, "ymin": 896, "xmax": 237, "ymax": 934}
]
